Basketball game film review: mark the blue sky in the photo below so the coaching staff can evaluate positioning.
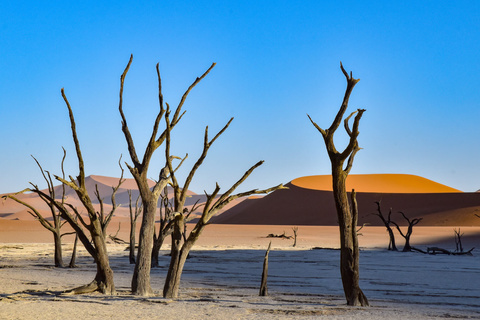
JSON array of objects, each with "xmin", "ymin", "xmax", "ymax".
[{"xmin": 1, "ymin": 1, "xmax": 480, "ymax": 194}]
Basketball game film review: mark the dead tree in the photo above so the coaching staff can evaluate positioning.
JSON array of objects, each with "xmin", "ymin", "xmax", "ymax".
[
  {"xmin": 292, "ymin": 227, "xmax": 298, "ymax": 247},
  {"xmin": 391, "ymin": 211, "xmax": 422, "ymax": 252},
  {"xmin": 162, "ymin": 115, "xmax": 286, "ymax": 298},
  {"xmin": 16, "ymin": 89, "xmax": 125, "ymax": 295},
  {"xmin": 3, "ymin": 151, "xmax": 72, "ymax": 267},
  {"xmin": 55, "ymin": 89, "xmax": 125, "ymax": 294},
  {"xmin": 372, "ymin": 201, "xmax": 397, "ymax": 251},
  {"xmin": 308, "ymin": 63, "xmax": 369, "ymax": 306},
  {"xmin": 128, "ymin": 190, "xmax": 142, "ymax": 264},
  {"xmin": 118, "ymin": 55, "xmax": 215, "ymax": 296},
  {"xmin": 454, "ymin": 228, "xmax": 464, "ymax": 253},
  {"xmin": 259, "ymin": 241, "xmax": 272, "ymax": 296}
]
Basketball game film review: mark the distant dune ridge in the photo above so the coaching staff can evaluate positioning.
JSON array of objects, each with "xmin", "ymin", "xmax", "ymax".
[
  {"xmin": 2, "ymin": 173, "xmax": 480, "ymax": 226},
  {"xmin": 0, "ymin": 175, "xmax": 202, "ymax": 221},
  {"xmin": 291, "ymin": 174, "xmax": 461, "ymax": 193},
  {"xmin": 212, "ymin": 174, "xmax": 480, "ymax": 226}
]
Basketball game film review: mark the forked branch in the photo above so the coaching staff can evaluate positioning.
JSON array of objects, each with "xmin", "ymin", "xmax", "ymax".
[
  {"xmin": 307, "ymin": 63, "xmax": 364, "ymax": 165},
  {"xmin": 119, "ymin": 55, "xmax": 216, "ymax": 178}
]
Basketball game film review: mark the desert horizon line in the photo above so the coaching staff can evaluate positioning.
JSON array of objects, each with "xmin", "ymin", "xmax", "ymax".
[{"xmin": 2, "ymin": 172, "xmax": 473, "ymax": 196}]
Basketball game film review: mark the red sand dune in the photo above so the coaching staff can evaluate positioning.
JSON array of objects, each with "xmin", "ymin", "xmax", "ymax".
[
  {"xmin": 292, "ymin": 174, "xmax": 461, "ymax": 193},
  {"xmin": 212, "ymin": 174, "xmax": 480, "ymax": 226},
  {"xmin": 3, "ymin": 174, "xmax": 480, "ymax": 227}
]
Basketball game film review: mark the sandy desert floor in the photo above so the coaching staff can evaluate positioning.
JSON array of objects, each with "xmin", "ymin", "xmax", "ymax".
[{"xmin": 1, "ymin": 224, "xmax": 480, "ymax": 319}]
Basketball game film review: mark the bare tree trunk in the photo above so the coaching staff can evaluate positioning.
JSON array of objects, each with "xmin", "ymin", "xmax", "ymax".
[
  {"xmin": 152, "ymin": 231, "xmax": 169, "ymax": 267},
  {"xmin": 151, "ymin": 238, "xmax": 161, "ymax": 268},
  {"xmin": 387, "ymin": 227, "xmax": 397, "ymax": 251},
  {"xmin": 130, "ymin": 174, "xmax": 170, "ymax": 295},
  {"xmin": 292, "ymin": 227, "xmax": 298, "ymax": 247},
  {"xmin": 347, "ymin": 189, "xmax": 368, "ymax": 305},
  {"xmin": 129, "ymin": 225, "xmax": 136, "ymax": 265},
  {"xmin": 132, "ymin": 199, "xmax": 158, "ymax": 296},
  {"xmin": 163, "ymin": 213, "xmax": 186, "ymax": 298},
  {"xmin": 62, "ymin": 218, "xmax": 115, "ymax": 295},
  {"xmin": 308, "ymin": 63, "xmax": 369, "ymax": 307},
  {"xmin": 403, "ymin": 232, "xmax": 412, "ymax": 251},
  {"xmin": 454, "ymin": 228, "xmax": 464, "ymax": 253},
  {"xmin": 259, "ymin": 241, "xmax": 272, "ymax": 296},
  {"xmin": 91, "ymin": 230, "xmax": 115, "ymax": 294},
  {"xmin": 332, "ymin": 171, "xmax": 369, "ymax": 306},
  {"xmin": 69, "ymin": 234, "xmax": 78, "ymax": 268},
  {"xmin": 152, "ymin": 190, "xmax": 176, "ymax": 268},
  {"xmin": 128, "ymin": 190, "xmax": 141, "ymax": 264},
  {"xmin": 53, "ymin": 231, "xmax": 65, "ymax": 268}
]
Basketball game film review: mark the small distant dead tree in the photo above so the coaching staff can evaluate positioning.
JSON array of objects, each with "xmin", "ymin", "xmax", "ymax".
[
  {"xmin": 3, "ymin": 150, "xmax": 74, "ymax": 268},
  {"xmin": 308, "ymin": 63, "xmax": 369, "ymax": 306},
  {"xmin": 128, "ymin": 190, "xmax": 142, "ymax": 264},
  {"xmin": 119, "ymin": 55, "xmax": 214, "ymax": 296},
  {"xmin": 259, "ymin": 241, "xmax": 272, "ymax": 296},
  {"xmin": 454, "ymin": 228, "xmax": 464, "ymax": 253},
  {"xmin": 372, "ymin": 201, "xmax": 397, "ymax": 251},
  {"xmin": 162, "ymin": 115, "xmax": 286, "ymax": 298},
  {"xmin": 292, "ymin": 227, "xmax": 298, "ymax": 247},
  {"xmin": 390, "ymin": 211, "xmax": 422, "ymax": 252}
]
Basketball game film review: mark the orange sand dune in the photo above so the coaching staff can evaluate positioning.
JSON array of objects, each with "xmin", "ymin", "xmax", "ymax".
[
  {"xmin": 214, "ymin": 174, "xmax": 480, "ymax": 226},
  {"xmin": 292, "ymin": 174, "xmax": 461, "ymax": 193}
]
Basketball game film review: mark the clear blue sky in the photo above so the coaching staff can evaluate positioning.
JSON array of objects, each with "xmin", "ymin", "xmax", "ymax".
[{"xmin": 1, "ymin": 1, "xmax": 480, "ymax": 194}]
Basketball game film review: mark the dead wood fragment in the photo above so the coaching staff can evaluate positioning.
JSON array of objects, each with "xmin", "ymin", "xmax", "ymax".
[
  {"xmin": 259, "ymin": 241, "xmax": 272, "ymax": 296},
  {"xmin": 427, "ymin": 247, "xmax": 474, "ymax": 256},
  {"xmin": 266, "ymin": 231, "xmax": 292, "ymax": 239}
]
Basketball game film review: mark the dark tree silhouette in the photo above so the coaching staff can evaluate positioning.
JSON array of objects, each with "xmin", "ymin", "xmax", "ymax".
[
  {"xmin": 373, "ymin": 201, "xmax": 397, "ymax": 251},
  {"xmin": 390, "ymin": 211, "xmax": 422, "ymax": 252},
  {"xmin": 454, "ymin": 228, "xmax": 464, "ymax": 253},
  {"xmin": 292, "ymin": 227, "xmax": 298, "ymax": 247},
  {"xmin": 308, "ymin": 63, "xmax": 369, "ymax": 306}
]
